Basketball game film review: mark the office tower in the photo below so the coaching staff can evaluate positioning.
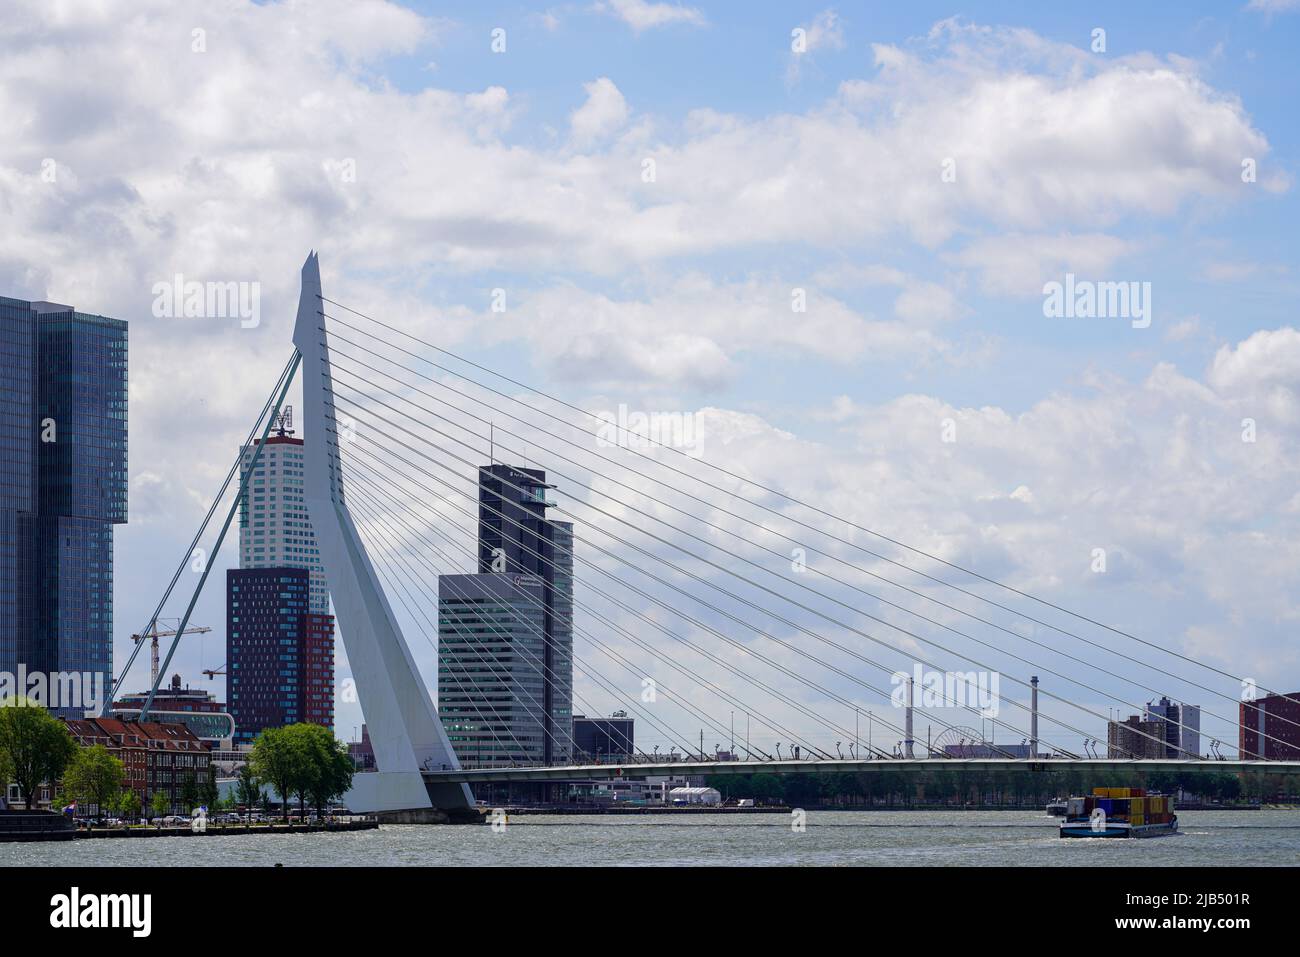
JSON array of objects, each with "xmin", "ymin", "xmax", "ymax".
[
  {"xmin": 1180, "ymin": 703, "xmax": 1201, "ymax": 759},
  {"xmin": 237, "ymin": 414, "xmax": 328, "ymax": 614},
  {"xmin": 1107, "ymin": 714, "xmax": 1166, "ymax": 759},
  {"xmin": 438, "ymin": 573, "xmax": 548, "ymax": 767},
  {"xmin": 0, "ymin": 296, "xmax": 127, "ymax": 714},
  {"xmin": 1239, "ymin": 691, "xmax": 1300, "ymax": 760},
  {"xmin": 226, "ymin": 567, "xmax": 334, "ymax": 744},
  {"xmin": 476, "ymin": 464, "xmax": 573, "ymax": 764},
  {"xmin": 573, "ymin": 713, "xmax": 635, "ymax": 762},
  {"xmin": 1145, "ymin": 696, "xmax": 1182, "ymax": 758}
]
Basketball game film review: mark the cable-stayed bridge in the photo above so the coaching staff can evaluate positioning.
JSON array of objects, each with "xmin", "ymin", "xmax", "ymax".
[{"xmin": 115, "ymin": 254, "xmax": 1300, "ymax": 815}]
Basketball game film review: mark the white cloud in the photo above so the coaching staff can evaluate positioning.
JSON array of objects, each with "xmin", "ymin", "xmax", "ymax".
[
  {"xmin": 814, "ymin": 263, "xmax": 967, "ymax": 324},
  {"xmin": 787, "ymin": 9, "xmax": 847, "ymax": 84},
  {"xmin": 1207, "ymin": 328, "xmax": 1300, "ymax": 421},
  {"xmin": 952, "ymin": 233, "xmax": 1138, "ymax": 298},
  {"xmin": 570, "ymin": 77, "xmax": 630, "ymax": 147},
  {"xmin": 480, "ymin": 276, "xmax": 954, "ymax": 392},
  {"xmin": 804, "ymin": 331, "xmax": 1300, "ymax": 681},
  {"xmin": 0, "ymin": 7, "xmax": 1272, "ymax": 290},
  {"xmin": 594, "ymin": 0, "xmax": 706, "ymax": 32},
  {"xmin": 1164, "ymin": 315, "xmax": 1206, "ymax": 343},
  {"xmin": 1246, "ymin": 0, "xmax": 1300, "ymax": 13}
]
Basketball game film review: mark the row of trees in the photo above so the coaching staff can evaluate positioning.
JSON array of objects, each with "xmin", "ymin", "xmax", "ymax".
[
  {"xmin": 704, "ymin": 767, "xmax": 1300, "ymax": 807},
  {"xmin": 248, "ymin": 722, "xmax": 355, "ymax": 821},
  {"xmin": 2, "ymin": 699, "xmax": 353, "ymax": 823}
]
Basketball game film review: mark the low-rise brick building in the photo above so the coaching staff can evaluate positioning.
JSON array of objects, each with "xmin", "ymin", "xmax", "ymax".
[{"xmin": 63, "ymin": 717, "xmax": 212, "ymax": 815}]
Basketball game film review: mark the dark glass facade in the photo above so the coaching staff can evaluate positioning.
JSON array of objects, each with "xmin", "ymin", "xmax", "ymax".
[
  {"xmin": 0, "ymin": 296, "xmax": 127, "ymax": 712},
  {"xmin": 573, "ymin": 713, "xmax": 635, "ymax": 762},
  {"xmin": 227, "ymin": 566, "xmax": 334, "ymax": 744},
  {"xmin": 475, "ymin": 464, "xmax": 573, "ymax": 765},
  {"xmin": 439, "ymin": 573, "xmax": 548, "ymax": 766}
]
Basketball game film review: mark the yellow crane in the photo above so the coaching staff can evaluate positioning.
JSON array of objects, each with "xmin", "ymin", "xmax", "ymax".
[{"xmin": 131, "ymin": 619, "xmax": 213, "ymax": 687}]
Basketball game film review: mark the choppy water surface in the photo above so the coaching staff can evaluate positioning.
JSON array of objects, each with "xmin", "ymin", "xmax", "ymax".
[{"xmin": 4, "ymin": 811, "xmax": 1298, "ymax": 866}]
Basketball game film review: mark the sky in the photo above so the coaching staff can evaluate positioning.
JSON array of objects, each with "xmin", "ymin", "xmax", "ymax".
[{"xmin": 1, "ymin": 0, "xmax": 1299, "ymax": 757}]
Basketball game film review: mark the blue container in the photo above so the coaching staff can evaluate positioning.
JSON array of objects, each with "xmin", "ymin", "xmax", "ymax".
[{"xmin": 1098, "ymin": 799, "xmax": 1113, "ymax": 814}]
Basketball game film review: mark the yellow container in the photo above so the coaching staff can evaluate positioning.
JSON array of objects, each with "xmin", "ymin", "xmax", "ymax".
[{"xmin": 1093, "ymin": 787, "xmax": 1108, "ymax": 797}]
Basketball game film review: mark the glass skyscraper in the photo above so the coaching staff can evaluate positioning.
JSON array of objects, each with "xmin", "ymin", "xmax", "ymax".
[
  {"xmin": 471, "ymin": 463, "xmax": 573, "ymax": 765},
  {"xmin": 437, "ymin": 572, "xmax": 548, "ymax": 766},
  {"xmin": 0, "ymin": 296, "xmax": 127, "ymax": 713}
]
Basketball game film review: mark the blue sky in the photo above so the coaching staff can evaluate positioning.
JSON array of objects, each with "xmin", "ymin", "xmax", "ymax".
[
  {"xmin": 376, "ymin": 0, "xmax": 1300, "ymax": 418},
  {"xmin": 3, "ymin": 0, "xmax": 1300, "ymax": 754}
]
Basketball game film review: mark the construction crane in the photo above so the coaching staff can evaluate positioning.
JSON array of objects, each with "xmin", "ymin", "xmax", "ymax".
[
  {"xmin": 130, "ymin": 619, "xmax": 213, "ymax": 687},
  {"xmin": 202, "ymin": 663, "xmax": 227, "ymax": 680}
]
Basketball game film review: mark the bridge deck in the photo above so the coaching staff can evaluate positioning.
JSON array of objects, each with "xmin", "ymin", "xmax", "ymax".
[{"xmin": 422, "ymin": 757, "xmax": 1300, "ymax": 785}]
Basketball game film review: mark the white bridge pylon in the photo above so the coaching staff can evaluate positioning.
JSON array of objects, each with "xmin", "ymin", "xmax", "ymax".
[{"xmin": 291, "ymin": 252, "xmax": 473, "ymax": 814}]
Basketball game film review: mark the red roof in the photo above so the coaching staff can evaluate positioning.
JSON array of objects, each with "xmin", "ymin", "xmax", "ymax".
[{"xmin": 63, "ymin": 716, "xmax": 208, "ymax": 751}]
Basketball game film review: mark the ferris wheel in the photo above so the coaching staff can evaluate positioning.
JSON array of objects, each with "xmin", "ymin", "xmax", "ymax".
[{"xmin": 932, "ymin": 726, "xmax": 985, "ymax": 757}]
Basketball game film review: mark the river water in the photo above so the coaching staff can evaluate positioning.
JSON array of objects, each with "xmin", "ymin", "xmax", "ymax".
[{"xmin": 4, "ymin": 811, "xmax": 1297, "ymax": 866}]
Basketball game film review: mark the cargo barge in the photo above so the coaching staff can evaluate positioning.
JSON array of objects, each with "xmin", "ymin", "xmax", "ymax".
[{"xmin": 1059, "ymin": 788, "xmax": 1177, "ymax": 838}]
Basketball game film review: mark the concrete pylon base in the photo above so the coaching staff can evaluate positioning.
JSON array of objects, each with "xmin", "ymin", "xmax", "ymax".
[
  {"xmin": 373, "ymin": 807, "xmax": 485, "ymax": 825},
  {"xmin": 344, "ymin": 772, "xmax": 484, "ymax": 822}
]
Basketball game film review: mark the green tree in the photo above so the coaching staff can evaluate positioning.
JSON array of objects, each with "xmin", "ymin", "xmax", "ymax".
[
  {"xmin": 783, "ymin": 773, "xmax": 821, "ymax": 809},
  {"xmin": 199, "ymin": 763, "xmax": 219, "ymax": 811},
  {"xmin": 703, "ymin": 773, "xmax": 741, "ymax": 800},
  {"xmin": 748, "ymin": 772, "xmax": 783, "ymax": 804},
  {"xmin": 234, "ymin": 764, "xmax": 261, "ymax": 822},
  {"xmin": 301, "ymin": 726, "xmax": 355, "ymax": 816},
  {"xmin": 119, "ymin": 790, "xmax": 142, "ymax": 822},
  {"xmin": 178, "ymin": 769, "xmax": 199, "ymax": 812},
  {"xmin": 250, "ymin": 725, "xmax": 310, "ymax": 821},
  {"xmin": 62, "ymin": 745, "xmax": 126, "ymax": 819},
  {"xmin": 0, "ymin": 744, "xmax": 12, "ymax": 806},
  {"xmin": 150, "ymin": 790, "xmax": 169, "ymax": 821},
  {"xmin": 0, "ymin": 699, "xmax": 77, "ymax": 810}
]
